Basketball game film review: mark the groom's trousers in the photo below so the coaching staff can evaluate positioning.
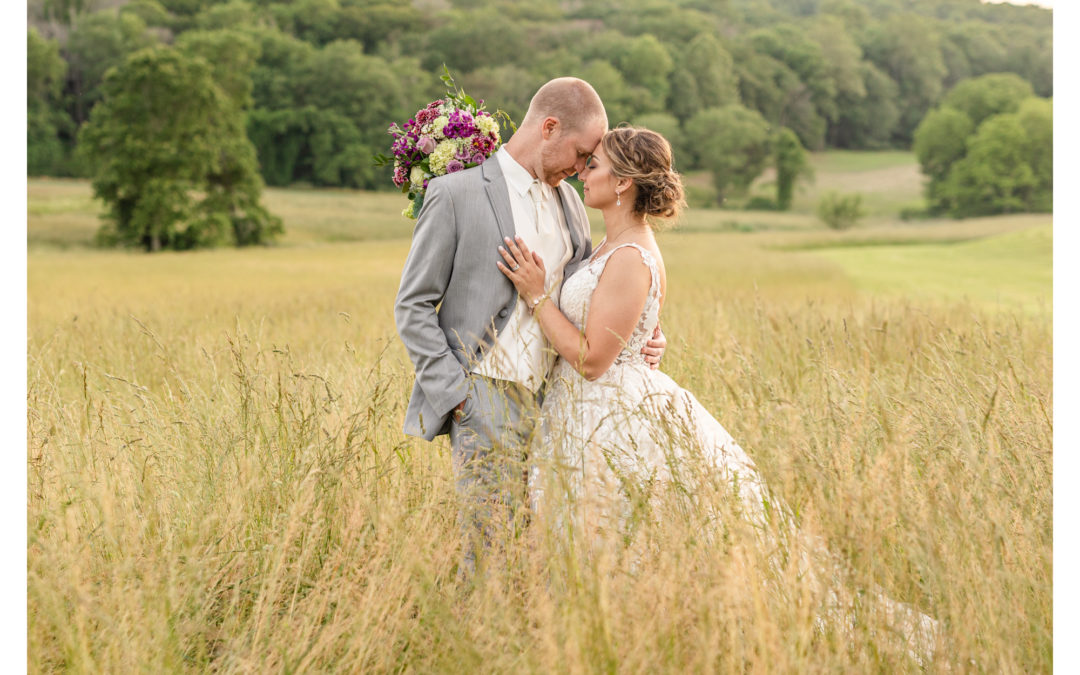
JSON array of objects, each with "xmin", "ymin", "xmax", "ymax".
[{"xmin": 448, "ymin": 374, "xmax": 540, "ymax": 576}]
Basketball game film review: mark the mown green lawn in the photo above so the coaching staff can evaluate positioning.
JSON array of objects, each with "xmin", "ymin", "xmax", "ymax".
[{"xmin": 806, "ymin": 223, "xmax": 1052, "ymax": 313}]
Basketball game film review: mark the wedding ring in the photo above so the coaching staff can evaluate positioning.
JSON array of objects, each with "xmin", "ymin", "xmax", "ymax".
[{"xmin": 510, "ymin": 264, "xmax": 520, "ymax": 271}]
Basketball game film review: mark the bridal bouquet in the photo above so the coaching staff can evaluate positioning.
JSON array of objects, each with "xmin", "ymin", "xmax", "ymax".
[{"xmin": 376, "ymin": 70, "xmax": 509, "ymax": 219}]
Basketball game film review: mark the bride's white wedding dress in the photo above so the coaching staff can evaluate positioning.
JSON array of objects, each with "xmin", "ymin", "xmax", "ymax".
[
  {"xmin": 532, "ymin": 242, "xmax": 940, "ymax": 662},
  {"xmin": 533, "ymin": 242, "xmax": 774, "ymax": 537}
]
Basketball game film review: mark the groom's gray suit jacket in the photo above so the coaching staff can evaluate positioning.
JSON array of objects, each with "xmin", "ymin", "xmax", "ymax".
[{"xmin": 394, "ymin": 157, "xmax": 593, "ymax": 441}]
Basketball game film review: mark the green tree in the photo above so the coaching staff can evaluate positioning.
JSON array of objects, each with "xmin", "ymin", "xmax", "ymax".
[
  {"xmin": 808, "ymin": 16, "xmax": 865, "ymax": 105},
  {"xmin": 175, "ymin": 29, "xmax": 262, "ymax": 109},
  {"xmin": 732, "ymin": 45, "xmax": 800, "ymax": 128},
  {"xmin": 1015, "ymin": 97, "xmax": 1052, "ymax": 212},
  {"xmin": 627, "ymin": 7, "xmax": 722, "ymax": 45},
  {"xmin": 28, "ymin": 29, "xmax": 72, "ymax": 175},
  {"xmin": 342, "ymin": 3, "xmax": 426, "ymax": 52},
  {"xmin": 244, "ymin": 30, "xmax": 430, "ymax": 189},
  {"xmin": 269, "ymin": 0, "xmax": 346, "ymax": 47},
  {"xmin": 461, "ymin": 65, "xmax": 544, "ymax": 130},
  {"xmin": 1000, "ymin": 25, "xmax": 1052, "ymax": 97},
  {"xmin": 79, "ymin": 47, "xmax": 280, "ymax": 251},
  {"xmin": 945, "ymin": 23, "xmax": 1008, "ymax": 80},
  {"xmin": 914, "ymin": 72, "xmax": 1044, "ymax": 215},
  {"xmin": 685, "ymin": 105, "xmax": 772, "ymax": 205},
  {"xmin": 194, "ymin": 0, "xmax": 261, "ymax": 30},
  {"xmin": 862, "ymin": 13, "xmax": 948, "ymax": 143},
  {"xmin": 773, "ymin": 127, "xmax": 812, "ymax": 211},
  {"xmin": 248, "ymin": 106, "xmax": 372, "ymax": 188},
  {"xmin": 422, "ymin": 13, "xmax": 528, "ymax": 73},
  {"xmin": 819, "ymin": 0, "xmax": 869, "ymax": 32},
  {"xmin": 294, "ymin": 41, "xmax": 408, "ymax": 187},
  {"xmin": 747, "ymin": 23, "xmax": 836, "ymax": 148},
  {"xmin": 732, "ymin": 39, "xmax": 826, "ymax": 150},
  {"xmin": 577, "ymin": 30, "xmax": 672, "ymax": 118},
  {"xmin": 913, "ymin": 106, "xmax": 974, "ymax": 211},
  {"xmin": 576, "ymin": 60, "xmax": 637, "ymax": 127},
  {"xmin": 39, "ymin": 0, "xmax": 94, "ymax": 25},
  {"xmin": 119, "ymin": 0, "xmax": 174, "ymax": 28},
  {"xmin": 941, "ymin": 72, "xmax": 1033, "ymax": 128},
  {"xmin": 828, "ymin": 62, "xmax": 900, "ymax": 148},
  {"xmin": 158, "ymin": 0, "xmax": 213, "ymax": 18},
  {"xmin": 942, "ymin": 112, "xmax": 1041, "ymax": 217},
  {"xmin": 63, "ymin": 10, "xmax": 159, "ymax": 126},
  {"xmin": 249, "ymin": 26, "xmax": 317, "ymax": 111},
  {"xmin": 614, "ymin": 34, "xmax": 674, "ymax": 104},
  {"xmin": 668, "ymin": 32, "xmax": 739, "ymax": 122}
]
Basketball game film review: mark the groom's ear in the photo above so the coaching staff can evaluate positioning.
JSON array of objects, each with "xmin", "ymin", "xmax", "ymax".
[{"xmin": 541, "ymin": 117, "xmax": 559, "ymax": 140}]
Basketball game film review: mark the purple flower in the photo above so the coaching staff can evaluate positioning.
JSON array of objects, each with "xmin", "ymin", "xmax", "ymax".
[
  {"xmin": 391, "ymin": 136, "xmax": 414, "ymax": 156},
  {"xmin": 417, "ymin": 135, "xmax": 436, "ymax": 154},
  {"xmin": 446, "ymin": 160, "xmax": 465, "ymax": 173},
  {"xmin": 442, "ymin": 109, "xmax": 479, "ymax": 140},
  {"xmin": 471, "ymin": 153, "xmax": 486, "ymax": 165}
]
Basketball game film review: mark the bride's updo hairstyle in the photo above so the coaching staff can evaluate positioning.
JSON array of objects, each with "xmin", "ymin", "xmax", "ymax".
[{"xmin": 601, "ymin": 126, "xmax": 686, "ymax": 223}]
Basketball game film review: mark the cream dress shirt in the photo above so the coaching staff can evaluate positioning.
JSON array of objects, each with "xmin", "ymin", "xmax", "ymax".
[{"xmin": 472, "ymin": 147, "xmax": 574, "ymax": 391}]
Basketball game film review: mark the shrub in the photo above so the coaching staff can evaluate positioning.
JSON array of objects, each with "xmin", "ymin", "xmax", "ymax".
[{"xmin": 817, "ymin": 191, "xmax": 865, "ymax": 230}]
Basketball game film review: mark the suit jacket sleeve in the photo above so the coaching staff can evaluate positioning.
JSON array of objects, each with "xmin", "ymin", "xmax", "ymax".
[{"xmin": 394, "ymin": 179, "xmax": 469, "ymax": 417}]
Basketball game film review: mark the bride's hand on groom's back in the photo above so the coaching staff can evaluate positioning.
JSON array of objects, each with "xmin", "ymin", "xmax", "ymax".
[{"xmin": 642, "ymin": 324, "xmax": 666, "ymax": 369}]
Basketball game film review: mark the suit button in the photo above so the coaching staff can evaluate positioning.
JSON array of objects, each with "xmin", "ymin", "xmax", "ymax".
[{"xmin": 498, "ymin": 308, "xmax": 509, "ymax": 318}]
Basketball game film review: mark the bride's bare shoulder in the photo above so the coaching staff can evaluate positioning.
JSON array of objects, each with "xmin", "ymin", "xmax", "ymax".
[{"xmin": 614, "ymin": 239, "xmax": 664, "ymax": 276}]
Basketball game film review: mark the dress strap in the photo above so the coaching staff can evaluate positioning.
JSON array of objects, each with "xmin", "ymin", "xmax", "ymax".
[{"xmin": 599, "ymin": 242, "xmax": 661, "ymax": 301}]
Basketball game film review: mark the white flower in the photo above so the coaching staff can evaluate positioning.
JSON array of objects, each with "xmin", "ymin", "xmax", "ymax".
[
  {"xmin": 428, "ymin": 140, "xmax": 458, "ymax": 174},
  {"xmin": 476, "ymin": 115, "xmax": 500, "ymax": 139},
  {"xmin": 410, "ymin": 165, "xmax": 427, "ymax": 185},
  {"xmin": 432, "ymin": 116, "xmax": 449, "ymax": 139}
]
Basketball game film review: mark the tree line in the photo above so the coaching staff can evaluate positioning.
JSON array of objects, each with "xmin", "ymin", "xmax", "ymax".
[{"xmin": 27, "ymin": 0, "xmax": 1052, "ymax": 248}]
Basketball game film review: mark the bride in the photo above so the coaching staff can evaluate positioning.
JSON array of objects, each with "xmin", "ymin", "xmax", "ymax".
[{"xmin": 497, "ymin": 126, "xmax": 940, "ymax": 662}]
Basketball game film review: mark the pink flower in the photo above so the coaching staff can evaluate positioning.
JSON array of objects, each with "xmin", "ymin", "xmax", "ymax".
[
  {"xmin": 415, "ymin": 108, "xmax": 436, "ymax": 125},
  {"xmin": 446, "ymin": 160, "xmax": 465, "ymax": 173},
  {"xmin": 471, "ymin": 153, "xmax": 486, "ymax": 165},
  {"xmin": 393, "ymin": 165, "xmax": 407, "ymax": 187},
  {"xmin": 417, "ymin": 135, "xmax": 436, "ymax": 154}
]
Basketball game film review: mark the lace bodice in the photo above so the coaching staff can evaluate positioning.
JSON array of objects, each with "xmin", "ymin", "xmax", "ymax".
[{"xmin": 558, "ymin": 242, "xmax": 661, "ymax": 368}]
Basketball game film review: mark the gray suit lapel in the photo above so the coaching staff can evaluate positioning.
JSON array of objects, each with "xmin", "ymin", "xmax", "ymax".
[
  {"xmin": 482, "ymin": 158, "xmax": 516, "ymax": 241},
  {"xmin": 555, "ymin": 182, "xmax": 591, "ymax": 280},
  {"xmin": 555, "ymin": 183, "xmax": 583, "ymax": 256}
]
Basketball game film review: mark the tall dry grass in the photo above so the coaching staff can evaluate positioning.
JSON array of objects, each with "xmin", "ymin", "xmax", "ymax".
[{"xmin": 27, "ymin": 223, "xmax": 1051, "ymax": 671}]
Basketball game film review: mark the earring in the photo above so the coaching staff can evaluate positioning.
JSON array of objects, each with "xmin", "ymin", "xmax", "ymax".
[{"xmin": 616, "ymin": 190, "xmax": 621, "ymax": 206}]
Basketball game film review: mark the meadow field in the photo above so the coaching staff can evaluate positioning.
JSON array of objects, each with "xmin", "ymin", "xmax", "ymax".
[{"xmin": 27, "ymin": 153, "xmax": 1052, "ymax": 672}]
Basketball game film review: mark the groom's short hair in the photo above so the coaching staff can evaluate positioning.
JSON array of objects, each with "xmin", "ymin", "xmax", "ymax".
[{"xmin": 522, "ymin": 78, "xmax": 607, "ymax": 133}]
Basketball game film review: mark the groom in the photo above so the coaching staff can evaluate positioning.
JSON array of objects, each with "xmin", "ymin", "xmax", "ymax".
[{"xmin": 394, "ymin": 77, "xmax": 664, "ymax": 570}]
